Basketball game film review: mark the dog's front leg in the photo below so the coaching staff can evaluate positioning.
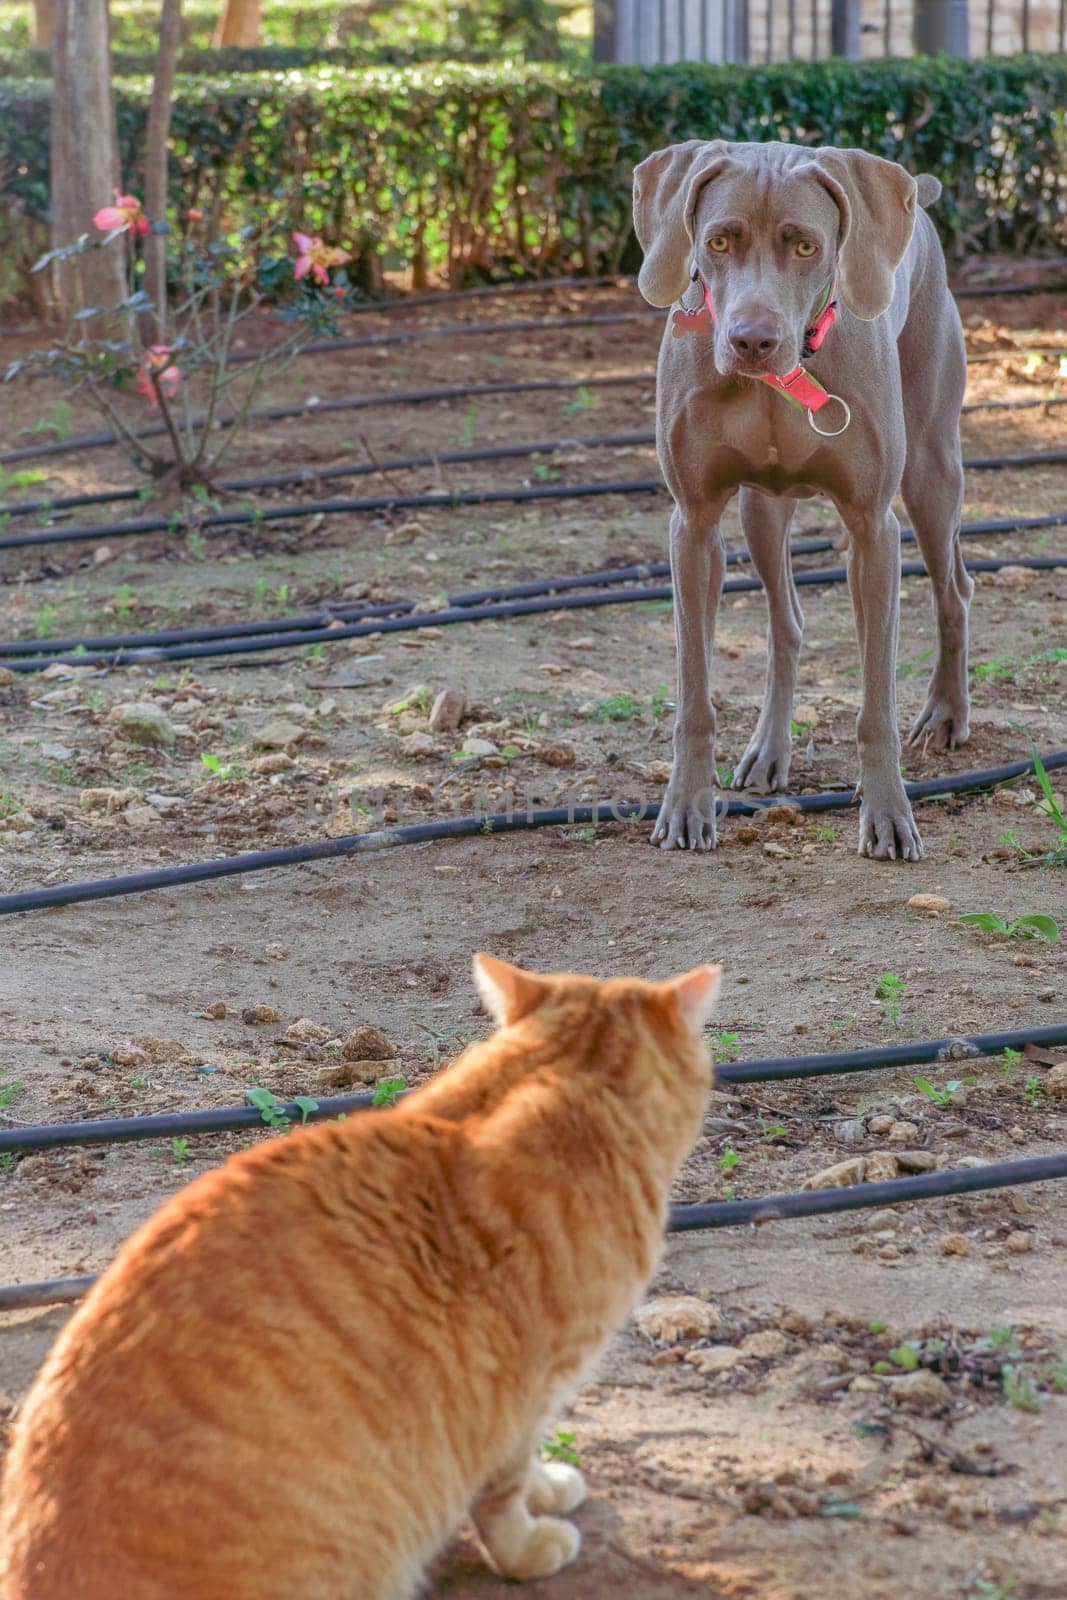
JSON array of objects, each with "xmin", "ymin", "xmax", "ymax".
[
  {"xmin": 839, "ymin": 504, "xmax": 924, "ymax": 862},
  {"xmin": 651, "ymin": 496, "xmax": 731, "ymax": 851}
]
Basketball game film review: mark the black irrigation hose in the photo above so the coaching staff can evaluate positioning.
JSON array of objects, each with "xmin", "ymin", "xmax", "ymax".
[
  {"xmin": 0, "ymin": 430, "xmax": 655, "ymax": 523},
  {"xmin": 6, "ymin": 550, "xmax": 1066, "ymax": 671},
  {"xmin": 1, "ymin": 373, "xmax": 1062, "ymax": 474},
  {"xmin": 0, "ymin": 478, "xmax": 669, "ymax": 553},
  {"xmin": 0, "ymin": 374, "xmax": 653, "ymax": 470},
  {"xmin": 3, "ymin": 1149, "xmax": 1065, "ymax": 1311},
  {"xmin": 227, "ymin": 309, "xmax": 662, "ymax": 364},
  {"xmin": 349, "ymin": 274, "xmax": 1067, "ymax": 312},
  {"xmin": 3, "ymin": 1022, "xmax": 1065, "ymax": 1157},
  {"xmin": 5, "ymin": 448, "xmax": 1067, "ymax": 555},
  {"xmin": 0, "ymin": 542, "xmax": 775, "ymax": 659},
  {"xmin": 6, "ymin": 501, "xmax": 1064, "ymax": 658},
  {"xmin": 1, "ymin": 751, "xmax": 1064, "ymax": 917},
  {"xmin": 6, "ymin": 431, "xmax": 1067, "ymax": 525}
]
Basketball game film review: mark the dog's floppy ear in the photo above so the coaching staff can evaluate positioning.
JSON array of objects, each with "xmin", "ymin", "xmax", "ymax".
[
  {"xmin": 633, "ymin": 140, "xmax": 732, "ymax": 308},
  {"xmin": 806, "ymin": 148, "xmax": 918, "ymax": 321}
]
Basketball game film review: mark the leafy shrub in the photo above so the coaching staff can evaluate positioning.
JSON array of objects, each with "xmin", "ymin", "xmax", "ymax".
[{"xmin": 1, "ymin": 53, "xmax": 1064, "ymax": 307}]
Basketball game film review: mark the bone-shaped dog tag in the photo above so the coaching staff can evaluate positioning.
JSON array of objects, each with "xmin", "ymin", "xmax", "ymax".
[{"xmin": 670, "ymin": 306, "xmax": 712, "ymax": 339}]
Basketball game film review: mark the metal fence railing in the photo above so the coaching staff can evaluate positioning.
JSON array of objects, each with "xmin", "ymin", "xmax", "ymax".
[{"xmin": 593, "ymin": 0, "xmax": 1067, "ymax": 60}]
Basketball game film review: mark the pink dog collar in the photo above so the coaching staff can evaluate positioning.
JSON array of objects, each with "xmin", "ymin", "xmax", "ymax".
[{"xmin": 671, "ymin": 272, "xmax": 851, "ymax": 437}]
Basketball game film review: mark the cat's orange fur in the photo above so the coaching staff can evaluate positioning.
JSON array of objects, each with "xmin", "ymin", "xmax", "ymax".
[{"xmin": 0, "ymin": 955, "xmax": 721, "ymax": 1600}]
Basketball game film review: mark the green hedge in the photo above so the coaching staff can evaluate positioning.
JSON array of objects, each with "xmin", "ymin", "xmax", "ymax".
[
  {"xmin": 2, "ymin": 55, "xmax": 1065, "ymax": 307},
  {"xmin": 0, "ymin": 1, "xmax": 372, "ymax": 51},
  {"xmin": 0, "ymin": 43, "xmax": 488, "ymax": 77},
  {"xmin": 0, "ymin": 0, "xmax": 574, "ymax": 55}
]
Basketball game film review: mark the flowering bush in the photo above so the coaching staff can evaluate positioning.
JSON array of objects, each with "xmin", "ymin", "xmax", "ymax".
[{"xmin": 5, "ymin": 196, "xmax": 354, "ymax": 493}]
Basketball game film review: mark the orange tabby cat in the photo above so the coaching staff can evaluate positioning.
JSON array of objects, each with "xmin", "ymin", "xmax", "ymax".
[{"xmin": 0, "ymin": 954, "xmax": 721, "ymax": 1600}]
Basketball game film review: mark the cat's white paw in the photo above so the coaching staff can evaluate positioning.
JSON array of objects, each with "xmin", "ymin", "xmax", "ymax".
[
  {"xmin": 529, "ymin": 1462, "xmax": 585, "ymax": 1516},
  {"xmin": 499, "ymin": 1516, "xmax": 581, "ymax": 1581}
]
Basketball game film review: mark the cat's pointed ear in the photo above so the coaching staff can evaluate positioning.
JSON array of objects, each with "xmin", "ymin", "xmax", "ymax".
[
  {"xmin": 472, "ymin": 953, "xmax": 549, "ymax": 1028},
  {"xmin": 663, "ymin": 964, "xmax": 723, "ymax": 1033}
]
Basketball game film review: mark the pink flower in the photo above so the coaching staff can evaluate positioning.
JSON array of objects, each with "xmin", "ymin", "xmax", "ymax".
[
  {"xmin": 187, "ymin": 207, "xmax": 204, "ymax": 222},
  {"xmin": 137, "ymin": 345, "xmax": 181, "ymax": 406},
  {"xmin": 292, "ymin": 230, "xmax": 351, "ymax": 285},
  {"xmin": 94, "ymin": 190, "xmax": 151, "ymax": 236}
]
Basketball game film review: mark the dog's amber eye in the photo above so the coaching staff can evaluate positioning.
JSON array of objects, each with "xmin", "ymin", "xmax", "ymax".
[
  {"xmin": 795, "ymin": 240, "xmax": 818, "ymax": 258},
  {"xmin": 707, "ymin": 235, "xmax": 730, "ymax": 254}
]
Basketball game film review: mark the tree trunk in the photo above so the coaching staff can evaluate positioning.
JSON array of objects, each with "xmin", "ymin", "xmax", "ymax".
[
  {"xmin": 31, "ymin": 0, "xmax": 57, "ymax": 48},
  {"xmin": 142, "ymin": 0, "xmax": 183, "ymax": 340},
  {"xmin": 51, "ymin": 0, "xmax": 127, "ymax": 327},
  {"xmin": 213, "ymin": 0, "xmax": 261, "ymax": 46}
]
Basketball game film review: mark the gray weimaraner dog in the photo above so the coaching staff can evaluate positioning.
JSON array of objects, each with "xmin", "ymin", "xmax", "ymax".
[{"xmin": 633, "ymin": 139, "xmax": 971, "ymax": 861}]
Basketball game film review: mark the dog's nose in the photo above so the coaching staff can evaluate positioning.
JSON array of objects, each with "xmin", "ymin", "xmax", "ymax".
[{"xmin": 728, "ymin": 316, "xmax": 782, "ymax": 359}]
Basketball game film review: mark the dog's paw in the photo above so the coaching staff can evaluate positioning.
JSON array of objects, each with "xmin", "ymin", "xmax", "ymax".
[
  {"xmin": 492, "ymin": 1517, "xmax": 581, "ymax": 1582},
  {"xmin": 858, "ymin": 798, "xmax": 924, "ymax": 862},
  {"xmin": 907, "ymin": 693, "xmax": 970, "ymax": 752},
  {"xmin": 651, "ymin": 780, "xmax": 718, "ymax": 851},
  {"xmin": 529, "ymin": 1462, "xmax": 585, "ymax": 1516},
  {"xmin": 733, "ymin": 729, "xmax": 793, "ymax": 793}
]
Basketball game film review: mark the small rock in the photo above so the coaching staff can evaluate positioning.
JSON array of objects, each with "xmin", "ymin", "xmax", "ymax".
[
  {"xmin": 458, "ymin": 737, "xmax": 499, "ymax": 758},
  {"xmin": 538, "ymin": 742, "xmax": 577, "ymax": 769},
  {"xmin": 835, "ymin": 1118, "xmax": 866, "ymax": 1145},
  {"xmin": 144, "ymin": 792, "xmax": 182, "ymax": 812},
  {"xmin": 251, "ymin": 753, "xmax": 295, "ymax": 775},
  {"xmin": 1007, "ymin": 1126, "xmax": 1027, "ymax": 1146},
  {"xmin": 865, "ymin": 1152, "xmax": 899, "ymax": 1183},
  {"xmin": 739, "ymin": 1329, "xmax": 788, "ymax": 1359},
  {"xmin": 802, "ymin": 1157, "xmax": 867, "ymax": 1191},
  {"xmin": 398, "ymin": 732, "xmax": 437, "ymax": 757},
  {"xmin": 867, "ymin": 1114, "xmax": 895, "ymax": 1136},
  {"xmin": 264, "ymin": 943, "xmax": 288, "ymax": 961},
  {"xmin": 940, "ymin": 1232, "xmax": 971, "ymax": 1256},
  {"xmin": 80, "ymin": 787, "xmax": 141, "ymax": 813},
  {"xmin": 894, "ymin": 1150, "xmax": 938, "ymax": 1174},
  {"xmin": 889, "ymin": 1370, "xmax": 952, "ymax": 1409},
  {"xmin": 316, "ymin": 1060, "xmax": 384, "ymax": 1088},
  {"xmin": 0, "ymin": 667, "xmax": 14, "ymax": 686},
  {"xmin": 341, "ymin": 1024, "xmax": 394, "ymax": 1063},
  {"xmin": 877, "ymin": 1243, "xmax": 900, "ymax": 1260},
  {"xmin": 109, "ymin": 1043, "xmax": 148, "ymax": 1068},
  {"xmin": 428, "ymin": 688, "xmax": 465, "ymax": 732},
  {"xmin": 992, "ymin": 564, "xmax": 1036, "ymax": 589},
  {"xmin": 109, "ymin": 701, "xmax": 176, "ymax": 746},
  {"xmin": 1006, "ymin": 1231, "xmax": 1035, "ymax": 1254},
  {"xmin": 285, "ymin": 1018, "xmax": 331, "ymax": 1045},
  {"xmin": 634, "ymin": 1295, "xmax": 721, "ymax": 1342},
  {"xmin": 908, "ymin": 893, "xmax": 950, "ymax": 914},
  {"xmin": 124, "ymin": 803, "xmax": 163, "ymax": 830},
  {"xmin": 201, "ymin": 1002, "xmax": 227, "ymax": 1019},
  {"xmin": 888, "ymin": 1120, "xmax": 920, "ymax": 1144},
  {"xmin": 849, "ymin": 1374, "xmax": 881, "ymax": 1393},
  {"xmin": 644, "ymin": 760, "xmax": 672, "ymax": 785},
  {"xmin": 684, "ymin": 1344, "xmax": 745, "ymax": 1374},
  {"xmin": 954, "ymin": 1156, "xmax": 990, "ymax": 1169},
  {"xmin": 253, "ymin": 718, "xmax": 306, "ymax": 751},
  {"xmin": 241, "ymin": 1004, "xmax": 281, "ymax": 1025},
  {"xmin": 324, "ymin": 805, "xmax": 357, "ymax": 839},
  {"xmin": 40, "ymin": 742, "xmax": 74, "ymax": 761},
  {"xmin": 133, "ymin": 1035, "xmax": 184, "ymax": 1062},
  {"xmin": 763, "ymin": 841, "xmax": 793, "ymax": 859},
  {"xmin": 1046, "ymin": 1063, "xmax": 1067, "ymax": 1098}
]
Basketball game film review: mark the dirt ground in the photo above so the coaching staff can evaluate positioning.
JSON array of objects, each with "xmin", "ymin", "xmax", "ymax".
[{"xmin": 0, "ymin": 279, "xmax": 1066, "ymax": 1600}]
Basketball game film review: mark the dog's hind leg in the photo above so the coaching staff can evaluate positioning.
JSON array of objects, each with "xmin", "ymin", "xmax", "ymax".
[
  {"xmin": 732, "ymin": 489, "xmax": 802, "ymax": 793},
  {"xmin": 898, "ymin": 297, "xmax": 972, "ymax": 751}
]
